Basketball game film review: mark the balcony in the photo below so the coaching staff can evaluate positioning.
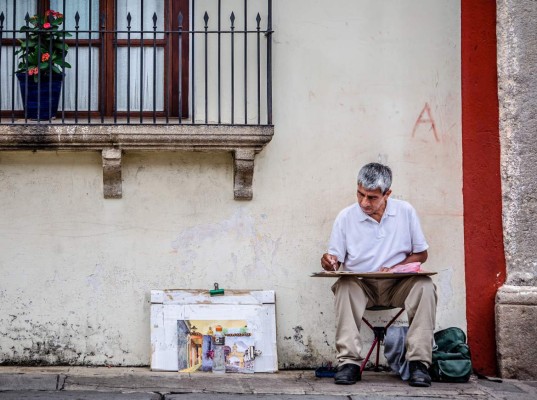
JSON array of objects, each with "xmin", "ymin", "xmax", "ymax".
[{"xmin": 0, "ymin": 0, "xmax": 274, "ymax": 199}]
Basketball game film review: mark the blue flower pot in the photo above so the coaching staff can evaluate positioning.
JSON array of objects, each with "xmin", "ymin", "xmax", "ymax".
[{"xmin": 17, "ymin": 72, "xmax": 64, "ymax": 120}]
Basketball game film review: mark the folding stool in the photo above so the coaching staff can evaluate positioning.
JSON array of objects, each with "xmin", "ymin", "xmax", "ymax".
[{"xmin": 360, "ymin": 306, "xmax": 406, "ymax": 374}]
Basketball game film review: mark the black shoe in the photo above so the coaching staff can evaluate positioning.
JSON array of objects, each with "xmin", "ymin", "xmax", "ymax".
[
  {"xmin": 409, "ymin": 361, "xmax": 432, "ymax": 387},
  {"xmin": 334, "ymin": 363, "xmax": 361, "ymax": 385}
]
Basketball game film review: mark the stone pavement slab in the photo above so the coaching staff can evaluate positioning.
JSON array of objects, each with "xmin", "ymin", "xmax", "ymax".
[
  {"xmin": 167, "ymin": 396, "xmax": 346, "ymax": 400},
  {"xmin": 0, "ymin": 391, "xmax": 160, "ymax": 399},
  {"xmin": 0, "ymin": 367, "xmax": 536, "ymax": 399},
  {"xmin": 475, "ymin": 379, "xmax": 537, "ymax": 400},
  {"xmin": 0, "ymin": 373, "xmax": 59, "ymax": 391},
  {"xmin": 166, "ymin": 396, "xmax": 451, "ymax": 400}
]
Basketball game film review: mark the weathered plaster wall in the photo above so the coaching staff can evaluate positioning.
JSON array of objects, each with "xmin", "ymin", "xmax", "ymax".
[
  {"xmin": 496, "ymin": 0, "xmax": 537, "ymax": 379},
  {"xmin": 0, "ymin": 0, "xmax": 462, "ymax": 367}
]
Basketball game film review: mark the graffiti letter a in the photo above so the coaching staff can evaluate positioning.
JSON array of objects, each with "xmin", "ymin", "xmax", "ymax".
[{"xmin": 412, "ymin": 102, "xmax": 439, "ymax": 142}]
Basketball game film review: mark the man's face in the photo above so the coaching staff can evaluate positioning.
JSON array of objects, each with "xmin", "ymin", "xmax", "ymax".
[{"xmin": 356, "ymin": 184, "xmax": 392, "ymax": 219}]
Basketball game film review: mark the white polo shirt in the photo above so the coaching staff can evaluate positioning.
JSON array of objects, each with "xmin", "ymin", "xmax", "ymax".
[{"xmin": 327, "ymin": 198, "xmax": 429, "ymax": 272}]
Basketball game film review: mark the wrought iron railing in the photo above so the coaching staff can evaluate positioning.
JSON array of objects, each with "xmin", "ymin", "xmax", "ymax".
[{"xmin": 0, "ymin": 0, "xmax": 273, "ymax": 126}]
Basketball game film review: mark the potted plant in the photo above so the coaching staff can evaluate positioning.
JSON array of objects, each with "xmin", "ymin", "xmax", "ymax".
[{"xmin": 15, "ymin": 9, "xmax": 71, "ymax": 120}]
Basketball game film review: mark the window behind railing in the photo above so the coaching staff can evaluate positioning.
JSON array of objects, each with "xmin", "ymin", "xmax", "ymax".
[{"xmin": 0, "ymin": 0, "xmax": 272, "ymax": 125}]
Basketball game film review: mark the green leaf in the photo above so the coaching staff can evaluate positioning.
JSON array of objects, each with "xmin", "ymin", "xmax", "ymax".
[
  {"xmin": 55, "ymin": 60, "xmax": 71, "ymax": 68},
  {"xmin": 54, "ymin": 42, "xmax": 69, "ymax": 51},
  {"xmin": 27, "ymin": 54, "xmax": 38, "ymax": 64}
]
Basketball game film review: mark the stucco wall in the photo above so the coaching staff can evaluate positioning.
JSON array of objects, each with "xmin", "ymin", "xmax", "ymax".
[{"xmin": 0, "ymin": 0, "xmax": 462, "ymax": 367}]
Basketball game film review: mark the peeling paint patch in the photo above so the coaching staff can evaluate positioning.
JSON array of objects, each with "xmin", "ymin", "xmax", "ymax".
[
  {"xmin": 0, "ymin": 317, "xmax": 139, "ymax": 366},
  {"xmin": 322, "ymin": 331, "xmax": 331, "ymax": 347},
  {"xmin": 292, "ymin": 326, "xmax": 304, "ymax": 344}
]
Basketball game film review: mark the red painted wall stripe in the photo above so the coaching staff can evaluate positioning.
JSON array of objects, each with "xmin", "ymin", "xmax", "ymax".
[{"xmin": 461, "ymin": 0, "xmax": 506, "ymax": 376}]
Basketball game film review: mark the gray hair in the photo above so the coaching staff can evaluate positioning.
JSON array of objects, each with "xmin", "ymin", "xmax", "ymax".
[{"xmin": 357, "ymin": 163, "xmax": 392, "ymax": 194}]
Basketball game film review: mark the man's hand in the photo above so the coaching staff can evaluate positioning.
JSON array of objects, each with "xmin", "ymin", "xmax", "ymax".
[
  {"xmin": 379, "ymin": 266, "xmax": 392, "ymax": 272},
  {"xmin": 321, "ymin": 253, "xmax": 340, "ymax": 271}
]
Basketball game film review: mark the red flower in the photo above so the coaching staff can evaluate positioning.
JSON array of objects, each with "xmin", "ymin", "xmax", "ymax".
[{"xmin": 16, "ymin": 9, "xmax": 72, "ymax": 78}]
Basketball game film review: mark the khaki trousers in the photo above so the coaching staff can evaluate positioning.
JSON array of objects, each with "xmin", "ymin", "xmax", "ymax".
[{"xmin": 332, "ymin": 276, "xmax": 437, "ymax": 367}]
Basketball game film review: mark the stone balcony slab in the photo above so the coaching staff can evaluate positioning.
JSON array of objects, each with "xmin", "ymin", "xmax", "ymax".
[{"xmin": 0, "ymin": 124, "xmax": 274, "ymax": 200}]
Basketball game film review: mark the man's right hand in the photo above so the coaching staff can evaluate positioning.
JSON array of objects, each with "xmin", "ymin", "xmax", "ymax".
[{"xmin": 321, "ymin": 253, "xmax": 340, "ymax": 271}]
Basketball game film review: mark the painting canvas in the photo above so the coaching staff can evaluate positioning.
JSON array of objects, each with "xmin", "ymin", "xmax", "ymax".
[
  {"xmin": 150, "ymin": 289, "xmax": 278, "ymax": 372},
  {"xmin": 224, "ymin": 335, "xmax": 255, "ymax": 373},
  {"xmin": 177, "ymin": 319, "xmax": 254, "ymax": 373}
]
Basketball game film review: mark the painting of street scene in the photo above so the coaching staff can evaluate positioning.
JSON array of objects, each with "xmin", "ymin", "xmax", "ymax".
[{"xmin": 177, "ymin": 319, "xmax": 255, "ymax": 373}]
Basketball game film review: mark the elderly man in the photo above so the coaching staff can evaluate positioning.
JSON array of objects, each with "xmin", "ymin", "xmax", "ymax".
[{"xmin": 321, "ymin": 163, "xmax": 437, "ymax": 387}]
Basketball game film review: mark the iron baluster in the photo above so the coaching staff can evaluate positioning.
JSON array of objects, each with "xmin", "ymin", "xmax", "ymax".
[
  {"xmin": 0, "ymin": 12, "xmax": 4, "ymax": 124},
  {"xmin": 127, "ymin": 12, "xmax": 132, "ymax": 124},
  {"xmin": 165, "ymin": 14, "xmax": 170, "ymax": 124},
  {"xmin": 244, "ymin": 0, "xmax": 247, "ymax": 124},
  {"xmin": 267, "ymin": 0, "xmax": 273, "ymax": 125},
  {"xmin": 48, "ymin": 18, "xmax": 53, "ymax": 123},
  {"xmin": 152, "ymin": 12, "xmax": 157, "ymax": 123},
  {"xmin": 256, "ymin": 13, "xmax": 261, "ymax": 125},
  {"xmin": 204, "ymin": 11, "xmax": 208, "ymax": 124},
  {"xmin": 10, "ymin": 2, "xmax": 16, "ymax": 122},
  {"xmin": 178, "ymin": 12, "xmax": 183, "ymax": 124},
  {"xmin": 22, "ymin": 13, "xmax": 29, "ymax": 122},
  {"xmin": 61, "ymin": 0, "xmax": 66, "ymax": 123},
  {"xmin": 113, "ymin": 0, "xmax": 118, "ymax": 123},
  {"xmin": 139, "ymin": 0, "xmax": 144, "ymax": 123},
  {"xmin": 217, "ymin": 0, "xmax": 221, "ymax": 124},
  {"xmin": 36, "ymin": 14, "xmax": 42, "ymax": 124},
  {"xmin": 88, "ymin": 0, "xmax": 93, "ymax": 123},
  {"xmin": 100, "ymin": 12, "xmax": 105, "ymax": 123},
  {"xmin": 74, "ymin": 12, "xmax": 80, "ymax": 123},
  {"xmin": 230, "ymin": 12, "xmax": 235, "ymax": 125},
  {"xmin": 191, "ymin": 0, "xmax": 195, "ymax": 124}
]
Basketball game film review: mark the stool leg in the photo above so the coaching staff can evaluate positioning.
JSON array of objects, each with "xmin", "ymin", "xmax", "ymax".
[
  {"xmin": 385, "ymin": 308, "xmax": 405, "ymax": 330},
  {"xmin": 374, "ymin": 338, "xmax": 381, "ymax": 371},
  {"xmin": 360, "ymin": 337, "xmax": 379, "ymax": 374}
]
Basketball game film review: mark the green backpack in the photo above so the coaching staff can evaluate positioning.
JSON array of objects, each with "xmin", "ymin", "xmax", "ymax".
[{"xmin": 429, "ymin": 327, "xmax": 472, "ymax": 383}]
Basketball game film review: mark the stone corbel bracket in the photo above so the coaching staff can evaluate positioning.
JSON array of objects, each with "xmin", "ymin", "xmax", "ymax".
[
  {"xmin": 233, "ymin": 149, "xmax": 256, "ymax": 200},
  {"xmin": 102, "ymin": 148, "xmax": 122, "ymax": 199},
  {"xmin": 0, "ymin": 124, "xmax": 273, "ymax": 200}
]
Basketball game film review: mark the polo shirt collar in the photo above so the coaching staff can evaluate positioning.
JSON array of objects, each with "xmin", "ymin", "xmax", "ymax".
[
  {"xmin": 355, "ymin": 198, "xmax": 397, "ymax": 222},
  {"xmin": 385, "ymin": 198, "xmax": 397, "ymax": 216}
]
